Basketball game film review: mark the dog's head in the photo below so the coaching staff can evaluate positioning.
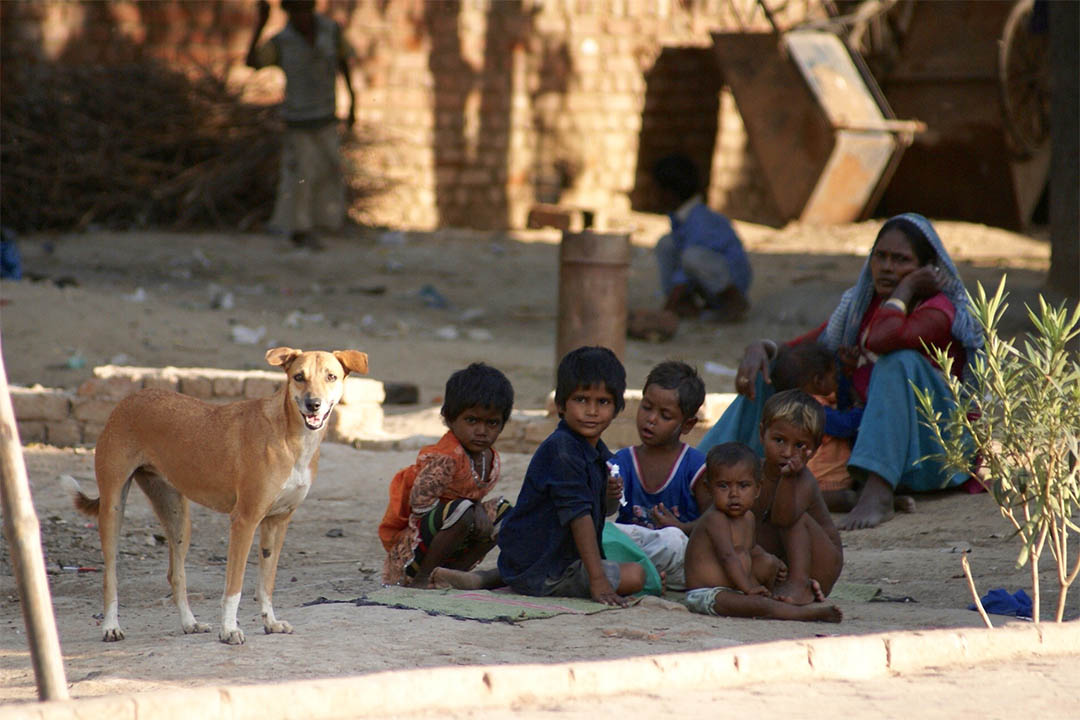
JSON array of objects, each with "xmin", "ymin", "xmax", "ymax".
[{"xmin": 266, "ymin": 347, "xmax": 369, "ymax": 431}]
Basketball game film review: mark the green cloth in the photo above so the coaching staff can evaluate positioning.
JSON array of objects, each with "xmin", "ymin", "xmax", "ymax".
[{"xmin": 601, "ymin": 522, "xmax": 664, "ymax": 596}]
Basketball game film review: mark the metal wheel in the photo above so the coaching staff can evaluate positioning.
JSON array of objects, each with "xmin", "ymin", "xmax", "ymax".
[{"xmin": 999, "ymin": 0, "xmax": 1051, "ymax": 158}]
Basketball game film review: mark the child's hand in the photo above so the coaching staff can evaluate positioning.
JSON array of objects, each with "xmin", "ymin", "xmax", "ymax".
[
  {"xmin": 590, "ymin": 578, "xmax": 629, "ymax": 607},
  {"xmin": 606, "ymin": 475, "xmax": 623, "ymax": 503},
  {"xmin": 649, "ymin": 503, "xmax": 680, "ymax": 528},
  {"xmin": 746, "ymin": 584, "xmax": 771, "ymax": 597}
]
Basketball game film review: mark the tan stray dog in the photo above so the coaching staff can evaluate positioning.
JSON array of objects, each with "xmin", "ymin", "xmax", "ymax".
[{"xmin": 69, "ymin": 347, "xmax": 368, "ymax": 645}]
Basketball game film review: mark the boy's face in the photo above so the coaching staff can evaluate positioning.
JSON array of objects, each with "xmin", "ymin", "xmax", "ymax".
[
  {"xmin": 708, "ymin": 461, "xmax": 760, "ymax": 518},
  {"xmin": 637, "ymin": 384, "xmax": 695, "ymax": 448},
  {"xmin": 761, "ymin": 418, "xmax": 818, "ymax": 477},
  {"xmin": 447, "ymin": 405, "xmax": 505, "ymax": 456},
  {"xmin": 559, "ymin": 383, "xmax": 617, "ymax": 447}
]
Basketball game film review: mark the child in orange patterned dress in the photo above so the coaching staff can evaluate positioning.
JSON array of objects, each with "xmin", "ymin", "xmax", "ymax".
[{"xmin": 378, "ymin": 363, "xmax": 514, "ymax": 588}]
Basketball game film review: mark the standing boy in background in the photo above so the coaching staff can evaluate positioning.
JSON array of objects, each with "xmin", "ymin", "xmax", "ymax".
[
  {"xmin": 247, "ymin": 0, "xmax": 356, "ymax": 250},
  {"xmin": 612, "ymin": 361, "xmax": 710, "ymax": 590},
  {"xmin": 497, "ymin": 347, "xmax": 645, "ymax": 606}
]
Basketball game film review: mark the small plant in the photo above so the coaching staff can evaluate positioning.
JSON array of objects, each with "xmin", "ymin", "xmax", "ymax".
[{"xmin": 914, "ymin": 277, "xmax": 1080, "ymax": 623}]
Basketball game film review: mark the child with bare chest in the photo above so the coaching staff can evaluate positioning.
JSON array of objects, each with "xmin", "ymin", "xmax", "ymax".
[{"xmin": 684, "ymin": 442, "xmax": 842, "ymax": 622}]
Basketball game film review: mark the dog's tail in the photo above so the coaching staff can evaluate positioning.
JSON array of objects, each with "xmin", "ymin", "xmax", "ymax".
[{"xmin": 61, "ymin": 475, "xmax": 100, "ymax": 517}]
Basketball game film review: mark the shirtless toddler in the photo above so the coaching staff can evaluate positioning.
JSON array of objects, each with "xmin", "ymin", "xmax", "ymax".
[{"xmin": 684, "ymin": 442, "xmax": 841, "ymax": 622}]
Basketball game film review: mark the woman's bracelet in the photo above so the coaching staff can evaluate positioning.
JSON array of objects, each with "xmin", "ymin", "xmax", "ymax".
[{"xmin": 883, "ymin": 297, "xmax": 908, "ymax": 314}]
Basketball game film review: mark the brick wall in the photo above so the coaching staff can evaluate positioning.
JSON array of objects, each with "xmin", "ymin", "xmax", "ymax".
[
  {"xmin": 11, "ymin": 366, "xmax": 385, "ymax": 447},
  {"xmin": 1, "ymin": 0, "xmax": 824, "ymax": 229}
]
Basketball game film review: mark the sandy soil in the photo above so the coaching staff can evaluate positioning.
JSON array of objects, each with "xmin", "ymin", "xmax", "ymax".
[{"xmin": 1, "ymin": 217, "xmax": 1075, "ymax": 707}]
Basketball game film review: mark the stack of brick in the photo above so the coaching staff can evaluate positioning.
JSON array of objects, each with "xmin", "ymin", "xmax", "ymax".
[{"xmin": 11, "ymin": 366, "xmax": 385, "ymax": 448}]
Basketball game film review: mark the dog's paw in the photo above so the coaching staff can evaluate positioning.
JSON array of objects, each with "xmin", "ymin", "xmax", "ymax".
[
  {"xmin": 218, "ymin": 628, "xmax": 245, "ymax": 645},
  {"xmin": 102, "ymin": 627, "xmax": 125, "ymax": 642},
  {"xmin": 264, "ymin": 619, "xmax": 294, "ymax": 635},
  {"xmin": 184, "ymin": 621, "xmax": 212, "ymax": 634}
]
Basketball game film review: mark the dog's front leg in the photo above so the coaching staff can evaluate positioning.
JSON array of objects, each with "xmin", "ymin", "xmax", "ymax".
[
  {"xmin": 219, "ymin": 515, "xmax": 258, "ymax": 645},
  {"xmin": 256, "ymin": 512, "xmax": 295, "ymax": 635}
]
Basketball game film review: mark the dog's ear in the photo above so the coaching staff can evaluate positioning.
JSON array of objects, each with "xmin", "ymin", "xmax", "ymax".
[
  {"xmin": 266, "ymin": 347, "xmax": 303, "ymax": 369},
  {"xmin": 334, "ymin": 350, "xmax": 369, "ymax": 376}
]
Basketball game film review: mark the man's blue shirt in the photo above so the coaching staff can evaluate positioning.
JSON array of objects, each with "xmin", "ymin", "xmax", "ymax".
[{"xmin": 668, "ymin": 201, "xmax": 752, "ymax": 296}]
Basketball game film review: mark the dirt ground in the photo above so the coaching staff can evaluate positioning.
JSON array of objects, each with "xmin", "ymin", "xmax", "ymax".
[{"xmin": 1, "ymin": 217, "xmax": 1076, "ymax": 708}]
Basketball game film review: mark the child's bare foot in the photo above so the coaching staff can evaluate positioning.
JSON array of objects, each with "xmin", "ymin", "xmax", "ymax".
[
  {"xmin": 773, "ymin": 578, "xmax": 819, "ymax": 606},
  {"xmin": 894, "ymin": 494, "xmax": 916, "ymax": 513},
  {"xmin": 805, "ymin": 604, "xmax": 843, "ymax": 623},
  {"xmin": 838, "ymin": 475, "xmax": 895, "ymax": 530}
]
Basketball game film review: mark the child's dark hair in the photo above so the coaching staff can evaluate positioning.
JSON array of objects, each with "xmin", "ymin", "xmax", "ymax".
[
  {"xmin": 772, "ymin": 344, "xmax": 835, "ymax": 393},
  {"xmin": 644, "ymin": 360, "xmax": 705, "ymax": 420},
  {"xmin": 875, "ymin": 216, "xmax": 937, "ymax": 266},
  {"xmin": 441, "ymin": 363, "xmax": 515, "ymax": 423},
  {"xmin": 706, "ymin": 442, "xmax": 761, "ymax": 484},
  {"xmin": 555, "ymin": 346, "xmax": 626, "ymax": 414},
  {"xmin": 761, "ymin": 389, "xmax": 825, "ymax": 447},
  {"xmin": 651, "ymin": 153, "xmax": 700, "ymax": 203}
]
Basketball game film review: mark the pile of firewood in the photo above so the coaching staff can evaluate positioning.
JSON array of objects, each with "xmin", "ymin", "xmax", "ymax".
[{"xmin": 0, "ymin": 59, "xmax": 378, "ymax": 233}]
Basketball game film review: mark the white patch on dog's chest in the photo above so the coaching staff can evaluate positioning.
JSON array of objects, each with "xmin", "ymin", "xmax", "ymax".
[{"xmin": 267, "ymin": 445, "xmax": 317, "ymax": 516}]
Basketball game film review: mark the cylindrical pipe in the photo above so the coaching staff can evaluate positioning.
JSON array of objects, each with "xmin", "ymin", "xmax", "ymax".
[{"xmin": 556, "ymin": 231, "xmax": 631, "ymax": 367}]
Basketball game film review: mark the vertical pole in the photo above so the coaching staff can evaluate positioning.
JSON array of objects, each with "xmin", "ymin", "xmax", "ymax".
[
  {"xmin": 556, "ymin": 231, "xmax": 631, "ymax": 367},
  {"xmin": 0, "ymin": 342, "xmax": 69, "ymax": 700}
]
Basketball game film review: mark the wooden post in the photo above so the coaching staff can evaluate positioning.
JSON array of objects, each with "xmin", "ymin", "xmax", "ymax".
[{"xmin": 0, "ymin": 342, "xmax": 69, "ymax": 700}]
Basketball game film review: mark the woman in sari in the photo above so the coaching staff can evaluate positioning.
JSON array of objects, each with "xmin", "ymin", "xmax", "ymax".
[{"xmin": 700, "ymin": 213, "xmax": 983, "ymax": 529}]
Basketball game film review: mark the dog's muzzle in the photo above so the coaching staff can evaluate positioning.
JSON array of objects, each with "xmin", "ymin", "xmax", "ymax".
[{"xmin": 299, "ymin": 396, "xmax": 332, "ymax": 430}]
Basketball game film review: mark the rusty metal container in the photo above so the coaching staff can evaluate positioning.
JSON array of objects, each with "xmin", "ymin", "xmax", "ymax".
[
  {"xmin": 556, "ymin": 231, "xmax": 630, "ymax": 366},
  {"xmin": 711, "ymin": 30, "xmax": 920, "ymax": 224}
]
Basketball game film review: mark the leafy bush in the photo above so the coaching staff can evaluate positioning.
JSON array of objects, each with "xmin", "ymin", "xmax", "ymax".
[{"xmin": 915, "ymin": 278, "xmax": 1080, "ymax": 622}]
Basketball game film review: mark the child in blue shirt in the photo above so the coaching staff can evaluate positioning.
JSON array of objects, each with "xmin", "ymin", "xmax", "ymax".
[
  {"xmin": 612, "ymin": 361, "xmax": 710, "ymax": 590},
  {"xmin": 497, "ymin": 346, "xmax": 646, "ymax": 606},
  {"xmin": 652, "ymin": 153, "xmax": 752, "ymax": 324}
]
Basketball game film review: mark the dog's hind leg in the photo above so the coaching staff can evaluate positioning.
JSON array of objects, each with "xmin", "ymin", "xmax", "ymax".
[
  {"xmin": 95, "ymin": 474, "xmax": 132, "ymax": 642},
  {"xmin": 134, "ymin": 471, "xmax": 210, "ymax": 635},
  {"xmin": 218, "ymin": 517, "xmax": 259, "ymax": 645},
  {"xmin": 256, "ymin": 511, "xmax": 295, "ymax": 635}
]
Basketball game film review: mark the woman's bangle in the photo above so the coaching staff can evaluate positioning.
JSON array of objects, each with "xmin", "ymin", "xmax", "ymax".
[
  {"xmin": 883, "ymin": 297, "xmax": 907, "ymax": 314},
  {"xmin": 760, "ymin": 339, "xmax": 778, "ymax": 359}
]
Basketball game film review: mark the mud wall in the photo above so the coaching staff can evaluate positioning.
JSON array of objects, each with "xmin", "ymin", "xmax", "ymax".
[{"xmin": 1, "ymin": 0, "xmax": 826, "ymax": 230}]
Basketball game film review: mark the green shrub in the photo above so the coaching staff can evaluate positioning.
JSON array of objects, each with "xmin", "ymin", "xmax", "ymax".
[{"xmin": 915, "ymin": 277, "xmax": 1080, "ymax": 622}]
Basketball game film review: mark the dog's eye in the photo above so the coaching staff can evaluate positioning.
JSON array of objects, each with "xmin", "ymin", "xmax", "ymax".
[
  {"xmin": 293, "ymin": 373, "xmax": 305, "ymax": 382},
  {"xmin": 326, "ymin": 373, "xmax": 337, "ymax": 382}
]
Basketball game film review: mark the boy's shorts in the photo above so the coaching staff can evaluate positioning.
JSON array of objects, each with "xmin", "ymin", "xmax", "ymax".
[
  {"xmin": 403, "ymin": 497, "xmax": 511, "ymax": 582},
  {"xmin": 540, "ymin": 559, "xmax": 622, "ymax": 599},
  {"xmin": 685, "ymin": 586, "xmax": 743, "ymax": 616}
]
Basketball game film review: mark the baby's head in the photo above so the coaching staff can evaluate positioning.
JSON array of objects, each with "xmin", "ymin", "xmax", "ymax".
[
  {"xmin": 637, "ymin": 361, "xmax": 705, "ymax": 447},
  {"xmin": 441, "ymin": 363, "xmax": 514, "ymax": 455},
  {"xmin": 554, "ymin": 346, "xmax": 626, "ymax": 417},
  {"xmin": 772, "ymin": 343, "xmax": 837, "ymax": 398},
  {"xmin": 705, "ymin": 442, "xmax": 761, "ymax": 517}
]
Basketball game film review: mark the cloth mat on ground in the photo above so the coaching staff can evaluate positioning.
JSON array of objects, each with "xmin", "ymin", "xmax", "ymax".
[{"xmin": 323, "ymin": 587, "xmax": 620, "ymax": 623}]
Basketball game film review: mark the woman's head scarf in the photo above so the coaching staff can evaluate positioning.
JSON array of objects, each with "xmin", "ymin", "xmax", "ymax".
[{"xmin": 821, "ymin": 213, "xmax": 983, "ymax": 366}]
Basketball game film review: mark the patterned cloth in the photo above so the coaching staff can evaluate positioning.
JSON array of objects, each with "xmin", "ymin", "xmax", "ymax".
[{"xmin": 379, "ymin": 431, "xmax": 504, "ymax": 585}]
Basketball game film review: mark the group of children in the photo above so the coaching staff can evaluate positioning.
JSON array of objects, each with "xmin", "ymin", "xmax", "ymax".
[{"xmin": 377, "ymin": 346, "xmax": 843, "ymax": 622}]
